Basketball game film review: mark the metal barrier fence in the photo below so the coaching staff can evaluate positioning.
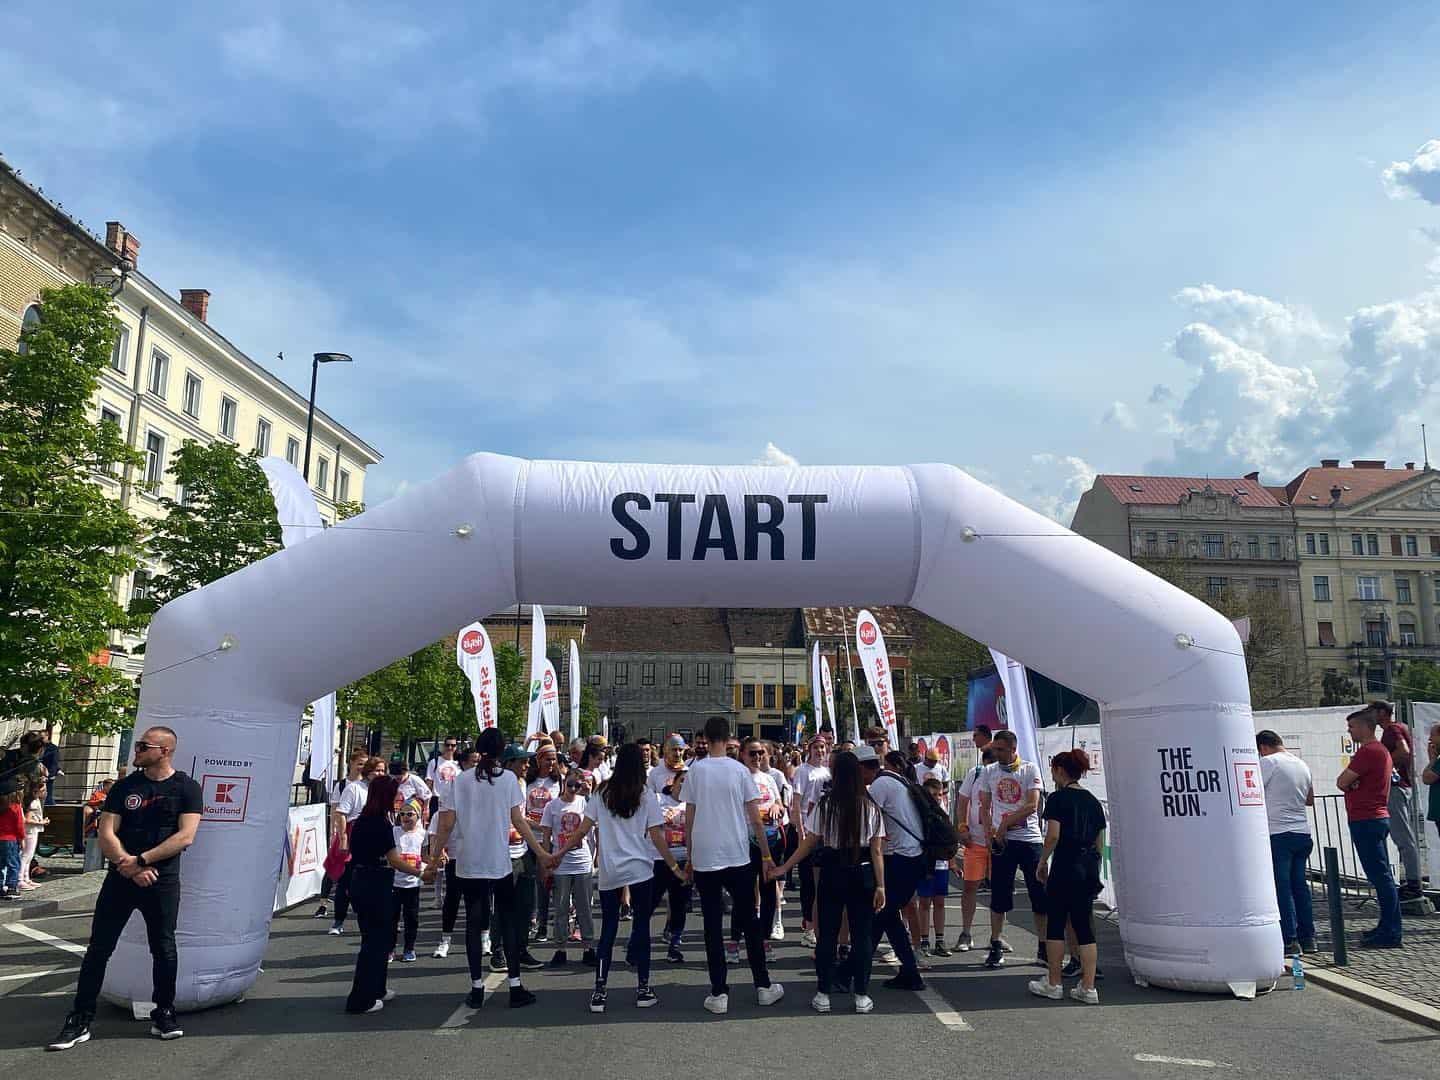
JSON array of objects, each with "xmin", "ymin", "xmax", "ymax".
[{"xmin": 289, "ymin": 781, "xmax": 325, "ymax": 807}]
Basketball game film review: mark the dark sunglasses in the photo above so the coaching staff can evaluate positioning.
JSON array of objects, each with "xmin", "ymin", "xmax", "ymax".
[
  {"xmin": 133, "ymin": 741, "xmax": 168, "ymax": 753},
  {"xmin": 747, "ymin": 749, "xmax": 765, "ymax": 757},
  {"xmin": 444, "ymin": 742, "xmax": 458, "ymax": 748},
  {"xmin": 566, "ymin": 781, "xmax": 585, "ymax": 789}
]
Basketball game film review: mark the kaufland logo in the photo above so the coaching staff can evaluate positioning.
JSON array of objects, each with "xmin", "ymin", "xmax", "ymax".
[
  {"xmin": 461, "ymin": 630, "xmax": 485, "ymax": 656},
  {"xmin": 202, "ymin": 774, "xmax": 250, "ymax": 822},
  {"xmin": 859, "ymin": 621, "xmax": 877, "ymax": 646},
  {"xmin": 544, "ymin": 669, "xmax": 554, "ymax": 690}
]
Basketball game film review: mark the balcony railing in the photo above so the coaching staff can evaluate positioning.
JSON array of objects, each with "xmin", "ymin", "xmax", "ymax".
[{"xmin": 1345, "ymin": 642, "xmax": 1440, "ymax": 660}]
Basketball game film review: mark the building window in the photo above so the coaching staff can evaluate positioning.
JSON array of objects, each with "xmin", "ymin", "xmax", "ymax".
[
  {"xmin": 1396, "ymin": 576, "xmax": 1413, "ymax": 604},
  {"xmin": 762, "ymin": 684, "xmax": 777, "ymax": 709},
  {"xmin": 182, "ymin": 371, "xmax": 203, "ymax": 418},
  {"xmin": 1247, "ymin": 536, "xmax": 1260, "ymax": 559},
  {"xmin": 1305, "ymin": 533, "xmax": 1316, "ymax": 555},
  {"xmin": 587, "ymin": 661, "xmax": 601, "ymax": 686},
  {"xmin": 1365, "ymin": 667, "xmax": 1389, "ymax": 694},
  {"xmin": 1255, "ymin": 577, "xmax": 1280, "ymax": 594},
  {"xmin": 724, "ymin": 664, "xmax": 734, "ymax": 687},
  {"xmin": 696, "ymin": 662, "xmax": 710, "ymax": 686},
  {"xmin": 1267, "ymin": 535, "xmax": 1281, "ymax": 559},
  {"xmin": 143, "ymin": 431, "xmax": 165, "ymax": 493},
  {"xmin": 338, "ymin": 470, "xmax": 350, "ymax": 503},
  {"xmin": 1406, "ymin": 535, "xmax": 1419, "ymax": 557},
  {"xmin": 1366, "ymin": 534, "xmax": 1379, "ymax": 556},
  {"xmin": 1317, "ymin": 621, "xmax": 1336, "ymax": 646},
  {"xmin": 1313, "ymin": 576, "xmax": 1331, "ymax": 602},
  {"xmin": 1205, "ymin": 576, "xmax": 1228, "ymax": 598},
  {"xmin": 1432, "ymin": 535, "xmax": 1440, "ymax": 556},
  {"xmin": 893, "ymin": 669, "xmax": 907, "ymax": 694},
  {"xmin": 1351, "ymin": 533, "xmax": 1364, "ymax": 555},
  {"xmin": 219, "ymin": 396, "xmax": 238, "ymax": 439},
  {"xmin": 285, "ymin": 437, "xmax": 300, "ymax": 467},
  {"xmin": 99, "ymin": 405, "xmax": 122, "ymax": 429},
  {"xmin": 316, "ymin": 457, "xmax": 329, "ymax": 492},
  {"xmin": 1391, "ymin": 535, "xmax": 1404, "ymax": 557},
  {"xmin": 110, "ymin": 326, "xmax": 130, "ymax": 373},
  {"xmin": 1399, "ymin": 617, "xmax": 1417, "ymax": 646},
  {"xmin": 1319, "ymin": 534, "xmax": 1330, "ymax": 555},
  {"xmin": 1365, "ymin": 620, "xmax": 1386, "ymax": 647},
  {"xmin": 255, "ymin": 417, "xmax": 271, "ymax": 456},
  {"xmin": 1166, "ymin": 531, "xmax": 1179, "ymax": 555},
  {"xmin": 1434, "ymin": 577, "xmax": 1440, "ymax": 604},
  {"xmin": 641, "ymin": 662, "xmax": 655, "ymax": 686},
  {"xmin": 670, "ymin": 662, "xmax": 683, "ymax": 686},
  {"xmin": 1357, "ymin": 575, "xmax": 1381, "ymax": 601},
  {"xmin": 131, "ymin": 569, "xmax": 152, "ymax": 602},
  {"xmin": 614, "ymin": 662, "xmax": 628, "ymax": 687},
  {"xmin": 742, "ymin": 684, "xmax": 755, "ymax": 708},
  {"xmin": 1144, "ymin": 531, "xmax": 1158, "ymax": 554},
  {"xmin": 147, "ymin": 348, "xmax": 169, "ymax": 398},
  {"xmin": 1203, "ymin": 533, "xmax": 1224, "ymax": 558},
  {"xmin": 783, "ymin": 684, "xmax": 797, "ymax": 710}
]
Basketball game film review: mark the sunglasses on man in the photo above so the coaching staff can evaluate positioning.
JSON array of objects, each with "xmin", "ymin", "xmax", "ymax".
[{"xmin": 133, "ymin": 741, "xmax": 169, "ymax": 753}]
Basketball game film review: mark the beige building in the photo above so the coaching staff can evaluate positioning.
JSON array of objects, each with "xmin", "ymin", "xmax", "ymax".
[{"xmin": 1, "ymin": 159, "xmax": 381, "ymax": 796}]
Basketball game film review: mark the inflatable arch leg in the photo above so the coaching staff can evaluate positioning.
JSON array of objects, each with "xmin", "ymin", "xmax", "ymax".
[{"xmin": 106, "ymin": 455, "xmax": 1282, "ymax": 1009}]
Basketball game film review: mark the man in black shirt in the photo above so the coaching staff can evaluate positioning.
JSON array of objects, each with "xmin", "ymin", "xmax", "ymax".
[{"xmin": 48, "ymin": 726, "xmax": 202, "ymax": 1052}]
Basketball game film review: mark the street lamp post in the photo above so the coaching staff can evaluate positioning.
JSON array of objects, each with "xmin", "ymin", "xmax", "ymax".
[{"xmin": 303, "ymin": 352, "xmax": 353, "ymax": 481}]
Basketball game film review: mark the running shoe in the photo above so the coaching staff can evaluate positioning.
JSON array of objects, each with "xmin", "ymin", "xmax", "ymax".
[
  {"xmin": 47, "ymin": 1012, "xmax": 92, "ymax": 1051},
  {"xmin": 150, "ymin": 1006, "xmax": 184, "ymax": 1039},
  {"xmin": 1061, "ymin": 957, "xmax": 1081, "ymax": 979},
  {"xmin": 757, "ymin": 983, "xmax": 785, "ymax": 1006},
  {"xmin": 465, "ymin": 987, "xmax": 486, "ymax": 1008},
  {"xmin": 401, "ymin": 951, "xmax": 417, "ymax": 963},
  {"xmin": 667, "ymin": 942, "xmax": 685, "ymax": 963},
  {"xmin": 853, "ymin": 994, "xmax": 875, "ymax": 1014},
  {"xmin": 955, "ymin": 931, "xmax": 973, "ymax": 952},
  {"xmin": 811, "ymin": 992, "xmax": 832, "ymax": 1013},
  {"xmin": 997, "ymin": 937, "xmax": 1013, "ymax": 953},
  {"xmin": 801, "ymin": 928, "xmax": 817, "ymax": 948},
  {"xmin": 704, "ymin": 993, "xmax": 729, "ymax": 1014},
  {"xmin": 518, "ymin": 952, "xmax": 545, "ymax": 971},
  {"xmin": 1069, "ymin": 985, "xmax": 1100, "ymax": 1005},
  {"xmin": 771, "ymin": 911, "xmax": 785, "ymax": 940},
  {"xmin": 725, "ymin": 941, "xmax": 741, "ymax": 965},
  {"xmin": 931, "ymin": 941, "xmax": 952, "ymax": 958},
  {"xmin": 433, "ymin": 937, "xmax": 451, "ymax": 959},
  {"xmin": 590, "ymin": 989, "xmax": 607, "ymax": 1014},
  {"xmin": 1027, "ymin": 979, "xmax": 1062, "ymax": 1000},
  {"xmin": 328, "ymin": 924, "xmax": 344, "ymax": 936},
  {"xmin": 983, "ymin": 941, "xmax": 1004, "ymax": 969},
  {"xmin": 883, "ymin": 972, "xmax": 925, "ymax": 991},
  {"xmin": 636, "ymin": 986, "xmax": 658, "ymax": 1008},
  {"xmin": 311, "ymin": 903, "xmax": 328, "ymax": 919}
]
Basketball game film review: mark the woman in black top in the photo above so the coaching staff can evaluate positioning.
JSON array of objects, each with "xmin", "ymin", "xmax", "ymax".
[
  {"xmin": 1033, "ymin": 749, "xmax": 1106, "ymax": 1004},
  {"xmin": 345, "ymin": 775, "xmax": 420, "ymax": 1014}
]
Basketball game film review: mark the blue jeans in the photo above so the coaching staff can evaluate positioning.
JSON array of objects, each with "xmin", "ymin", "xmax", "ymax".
[
  {"xmin": 0, "ymin": 839, "xmax": 19, "ymax": 893},
  {"xmin": 1268, "ymin": 832, "xmax": 1315, "ymax": 944},
  {"xmin": 1348, "ymin": 818, "xmax": 1402, "ymax": 942}
]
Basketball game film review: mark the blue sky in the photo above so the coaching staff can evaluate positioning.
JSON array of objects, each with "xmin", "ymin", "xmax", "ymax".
[{"xmin": 7, "ymin": 1, "xmax": 1440, "ymax": 519}]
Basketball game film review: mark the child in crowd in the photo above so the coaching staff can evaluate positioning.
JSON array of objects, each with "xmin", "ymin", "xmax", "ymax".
[
  {"xmin": 914, "ymin": 777, "xmax": 950, "ymax": 957},
  {"xmin": 0, "ymin": 781, "xmax": 25, "ymax": 899},
  {"xmin": 20, "ymin": 778, "xmax": 49, "ymax": 891},
  {"xmin": 390, "ymin": 800, "xmax": 426, "ymax": 963},
  {"xmin": 540, "ymin": 773, "xmax": 596, "ymax": 967}
]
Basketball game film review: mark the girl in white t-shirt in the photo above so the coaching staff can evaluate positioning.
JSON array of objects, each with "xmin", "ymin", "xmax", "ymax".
[
  {"xmin": 20, "ymin": 779, "xmax": 48, "ymax": 891},
  {"xmin": 539, "ymin": 776, "xmax": 595, "ymax": 966},
  {"xmin": 736, "ymin": 739, "xmax": 786, "ymax": 961},
  {"xmin": 554, "ymin": 744, "xmax": 678, "ymax": 1015},
  {"xmin": 390, "ymin": 801, "xmax": 426, "ymax": 962}
]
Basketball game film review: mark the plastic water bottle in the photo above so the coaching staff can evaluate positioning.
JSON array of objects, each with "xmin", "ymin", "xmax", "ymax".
[{"xmin": 1291, "ymin": 954, "xmax": 1304, "ymax": 991}]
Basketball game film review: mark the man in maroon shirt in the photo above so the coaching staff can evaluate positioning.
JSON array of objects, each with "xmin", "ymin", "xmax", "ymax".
[
  {"xmin": 1373, "ymin": 701, "xmax": 1423, "ymax": 899},
  {"xmin": 1336, "ymin": 707, "xmax": 1402, "ymax": 946}
]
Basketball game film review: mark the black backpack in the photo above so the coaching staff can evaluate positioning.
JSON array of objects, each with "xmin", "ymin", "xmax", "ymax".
[{"xmin": 874, "ymin": 773, "xmax": 960, "ymax": 863}]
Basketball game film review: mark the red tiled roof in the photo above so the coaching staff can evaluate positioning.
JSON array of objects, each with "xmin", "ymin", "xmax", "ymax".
[
  {"xmin": 1283, "ymin": 466, "xmax": 1416, "ymax": 508},
  {"xmin": 803, "ymin": 606, "xmax": 913, "ymax": 641},
  {"xmin": 1098, "ymin": 475, "xmax": 1284, "ymax": 508}
]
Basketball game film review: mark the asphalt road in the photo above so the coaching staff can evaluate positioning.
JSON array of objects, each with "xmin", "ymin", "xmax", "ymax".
[{"xmin": 1, "ymin": 885, "xmax": 1435, "ymax": 1079}]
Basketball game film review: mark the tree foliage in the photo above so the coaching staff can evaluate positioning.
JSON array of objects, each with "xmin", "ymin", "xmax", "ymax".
[
  {"xmin": 1319, "ymin": 669, "xmax": 1359, "ymax": 707},
  {"xmin": 1393, "ymin": 660, "xmax": 1440, "ymax": 708},
  {"xmin": 143, "ymin": 440, "xmax": 281, "ymax": 609},
  {"xmin": 0, "ymin": 284, "xmax": 144, "ymax": 734}
]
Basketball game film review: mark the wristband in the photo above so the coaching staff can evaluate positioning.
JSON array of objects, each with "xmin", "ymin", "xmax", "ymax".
[{"xmin": 135, "ymin": 853, "xmax": 148, "ymax": 868}]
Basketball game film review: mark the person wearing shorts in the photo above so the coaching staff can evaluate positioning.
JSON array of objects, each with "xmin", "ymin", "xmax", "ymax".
[
  {"xmin": 979, "ymin": 731, "xmax": 1047, "ymax": 969},
  {"xmin": 952, "ymin": 747, "xmax": 994, "ymax": 951},
  {"xmin": 914, "ymin": 777, "xmax": 950, "ymax": 956}
]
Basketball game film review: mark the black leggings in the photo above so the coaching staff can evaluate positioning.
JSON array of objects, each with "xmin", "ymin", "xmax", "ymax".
[
  {"xmin": 332, "ymin": 859, "xmax": 355, "ymax": 923},
  {"xmin": 441, "ymin": 859, "xmax": 461, "ymax": 933},
  {"xmin": 391, "ymin": 886, "xmax": 420, "ymax": 953},
  {"xmin": 460, "ymin": 873, "xmax": 521, "ymax": 981},
  {"xmin": 815, "ymin": 861, "xmax": 876, "ymax": 994},
  {"xmin": 73, "ymin": 872, "xmax": 180, "ymax": 1015},
  {"xmin": 652, "ymin": 859, "xmax": 692, "ymax": 936},
  {"xmin": 346, "ymin": 866, "xmax": 394, "ymax": 1012},
  {"xmin": 1044, "ymin": 870, "xmax": 1097, "ymax": 946},
  {"xmin": 798, "ymin": 849, "xmax": 818, "ymax": 927}
]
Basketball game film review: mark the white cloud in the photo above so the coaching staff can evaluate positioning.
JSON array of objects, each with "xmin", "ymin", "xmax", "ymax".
[
  {"xmin": 1023, "ymin": 454, "xmax": 1096, "ymax": 526},
  {"xmin": 1337, "ymin": 290, "xmax": 1440, "ymax": 454},
  {"xmin": 1101, "ymin": 401, "xmax": 1135, "ymax": 429},
  {"xmin": 1383, "ymin": 138, "xmax": 1440, "ymax": 205},
  {"xmin": 1172, "ymin": 283, "xmax": 1332, "ymax": 360},
  {"xmin": 754, "ymin": 442, "xmax": 799, "ymax": 468}
]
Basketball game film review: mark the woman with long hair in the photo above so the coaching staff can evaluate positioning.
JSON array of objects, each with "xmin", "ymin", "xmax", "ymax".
[
  {"xmin": 344, "ymin": 774, "xmax": 428, "ymax": 1014},
  {"xmin": 769, "ymin": 749, "xmax": 886, "ymax": 1014},
  {"xmin": 554, "ymin": 742, "xmax": 679, "ymax": 1014},
  {"xmin": 1031, "ymin": 749, "xmax": 1106, "ymax": 1005}
]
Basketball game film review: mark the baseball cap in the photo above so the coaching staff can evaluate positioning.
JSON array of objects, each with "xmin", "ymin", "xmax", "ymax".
[
  {"xmin": 500, "ymin": 743, "xmax": 530, "ymax": 763},
  {"xmin": 664, "ymin": 734, "xmax": 687, "ymax": 749},
  {"xmin": 852, "ymin": 744, "xmax": 880, "ymax": 765},
  {"xmin": 591, "ymin": 735, "xmax": 608, "ymax": 747},
  {"xmin": 925, "ymin": 749, "xmax": 940, "ymax": 762}
]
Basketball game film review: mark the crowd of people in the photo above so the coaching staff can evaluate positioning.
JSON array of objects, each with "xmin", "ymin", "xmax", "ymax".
[{"xmin": 0, "ymin": 728, "xmax": 62, "ymax": 900}]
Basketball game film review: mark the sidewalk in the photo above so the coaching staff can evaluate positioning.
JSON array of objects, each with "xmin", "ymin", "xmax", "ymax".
[
  {"xmin": 0, "ymin": 850, "xmax": 103, "ymax": 925},
  {"xmin": 1301, "ymin": 888, "xmax": 1440, "ymax": 1025}
]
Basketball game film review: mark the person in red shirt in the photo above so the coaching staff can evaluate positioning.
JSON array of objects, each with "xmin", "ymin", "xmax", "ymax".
[{"xmin": 1335, "ymin": 707, "xmax": 1402, "ymax": 946}]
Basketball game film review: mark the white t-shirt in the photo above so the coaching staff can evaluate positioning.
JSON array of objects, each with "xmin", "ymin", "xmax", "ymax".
[
  {"xmin": 328, "ymin": 775, "xmax": 357, "ymax": 807},
  {"xmin": 525, "ymin": 777, "xmax": 560, "ymax": 827},
  {"xmin": 392, "ymin": 826, "xmax": 425, "ymax": 888},
  {"xmin": 647, "ymin": 761, "xmax": 682, "ymax": 794},
  {"xmin": 753, "ymin": 769, "xmax": 785, "ymax": 840},
  {"xmin": 427, "ymin": 756, "xmax": 458, "ymax": 788},
  {"xmin": 768, "ymin": 768, "xmax": 793, "ymax": 826},
  {"xmin": 686, "ymin": 755, "xmax": 760, "ymax": 872},
  {"xmin": 956, "ymin": 763, "xmax": 987, "ymax": 838},
  {"xmin": 586, "ymin": 789, "xmax": 664, "ymax": 890},
  {"xmin": 336, "ymin": 779, "xmax": 369, "ymax": 823},
  {"xmin": 658, "ymin": 792, "xmax": 689, "ymax": 861},
  {"xmin": 449, "ymin": 767, "xmax": 524, "ymax": 880},
  {"xmin": 541, "ymin": 795, "xmax": 593, "ymax": 875},
  {"xmin": 1260, "ymin": 750, "xmax": 1312, "ymax": 836},
  {"xmin": 428, "ymin": 762, "xmax": 462, "ymax": 856},
  {"xmin": 803, "ymin": 799, "xmax": 885, "ymax": 852},
  {"xmin": 793, "ymin": 763, "xmax": 831, "ymax": 825},
  {"xmin": 868, "ymin": 772, "xmax": 924, "ymax": 857},
  {"xmin": 394, "ymin": 773, "xmax": 431, "ymax": 813},
  {"xmin": 915, "ymin": 761, "xmax": 950, "ymax": 788},
  {"xmin": 981, "ymin": 760, "xmax": 1043, "ymax": 843}
]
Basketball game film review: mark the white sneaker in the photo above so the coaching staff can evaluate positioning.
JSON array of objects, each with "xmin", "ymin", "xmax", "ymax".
[
  {"xmin": 1027, "ymin": 979, "xmax": 1063, "ymax": 1000},
  {"xmin": 327, "ymin": 926, "xmax": 343, "ymax": 936},
  {"xmin": 854, "ymin": 994, "xmax": 875, "ymax": 1014},
  {"xmin": 704, "ymin": 993, "xmax": 729, "ymax": 1015},
  {"xmin": 433, "ymin": 937, "xmax": 451, "ymax": 959},
  {"xmin": 480, "ymin": 931, "xmax": 491, "ymax": 956},
  {"xmin": 363, "ymin": 1000, "xmax": 383, "ymax": 1013},
  {"xmin": 757, "ymin": 983, "xmax": 785, "ymax": 1007},
  {"xmin": 876, "ymin": 944, "xmax": 897, "ymax": 964},
  {"xmin": 383, "ymin": 989, "xmax": 396, "ymax": 1002},
  {"xmin": 771, "ymin": 912, "xmax": 785, "ymax": 940},
  {"xmin": 1069, "ymin": 985, "xmax": 1100, "ymax": 1005},
  {"xmin": 801, "ymin": 928, "xmax": 817, "ymax": 948},
  {"xmin": 811, "ymin": 992, "xmax": 831, "ymax": 1013}
]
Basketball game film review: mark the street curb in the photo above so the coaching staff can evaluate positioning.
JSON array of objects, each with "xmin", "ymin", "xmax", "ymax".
[
  {"xmin": 1305, "ymin": 966, "xmax": 1440, "ymax": 1031},
  {"xmin": 0, "ymin": 877, "xmax": 101, "ymax": 926}
]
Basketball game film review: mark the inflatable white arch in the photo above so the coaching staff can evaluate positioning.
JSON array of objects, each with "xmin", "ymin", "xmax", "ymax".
[{"xmin": 107, "ymin": 455, "xmax": 1283, "ymax": 1009}]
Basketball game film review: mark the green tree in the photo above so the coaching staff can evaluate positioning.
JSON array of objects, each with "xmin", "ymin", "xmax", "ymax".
[
  {"xmin": 904, "ymin": 611, "xmax": 991, "ymax": 733},
  {"xmin": 1319, "ymin": 670, "xmax": 1359, "ymax": 707},
  {"xmin": 1393, "ymin": 660, "xmax": 1440, "ymax": 708},
  {"xmin": 143, "ymin": 440, "xmax": 282, "ymax": 609},
  {"xmin": 0, "ymin": 284, "xmax": 144, "ymax": 734}
]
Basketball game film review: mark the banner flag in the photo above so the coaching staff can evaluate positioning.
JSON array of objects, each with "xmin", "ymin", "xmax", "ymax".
[
  {"xmin": 569, "ymin": 639, "xmax": 582, "ymax": 743},
  {"xmin": 810, "ymin": 642, "xmax": 824, "ymax": 737},
  {"xmin": 989, "ymin": 648, "xmax": 1040, "ymax": 771},
  {"xmin": 259, "ymin": 458, "xmax": 334, "ymax": 781},
  {"xmin": 819, "ymin": 647, "xmax": 838, "ymax": 737},
  {"xmin": 540, "ymin": 659, "xmax": 560, "ymax": 733},
  {"xmin": 840, "ymin": 635, "xmax": 861, "ymax": 744},
  {"xmin": 526, "ymin": 605, "xmax": 547, "ymax": 739},
  {"xmin": 855, "ymin": 608, "xmax": 899, "ymax": 750},
  {"xmin": 601, "ymin": 714, "xmax": 609, "ymax": 741},
  {"xmin": 456, "ymin": 622, "xmax": 498, "ymax": 729}
]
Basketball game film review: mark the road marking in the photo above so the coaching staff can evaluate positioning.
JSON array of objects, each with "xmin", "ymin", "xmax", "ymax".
[
  {"xmin": 0, "ymin": 966, "xmax": 78, "ymax": 981},
  {"xmin": 1134, "ymin": 1054, "xmax": 1232, "ymax": 1069},
  {"xmin": 916, "ymin": 985, "xmax": 973, "ymax": 1031},
  {"xmin": 435, "ymin": 971, "xmax": 507, "ymax": 1033},
  {"xmin": 6, "ymin": 923, "xmax": 88, "ymax": 956}
]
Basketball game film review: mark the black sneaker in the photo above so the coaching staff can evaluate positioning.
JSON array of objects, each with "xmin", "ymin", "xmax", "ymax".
[
  {"xmin": 931, "ymin": 942, "xmax": 952, "ymax": 958},
  {"xmin": 590, "ymin": 988, "xmax": 607, "ymax": 1013},
  {"xmin": 311, "ymin": 903, "xmax": 329, "ymax": 919},
  {"xmin": 490, "ymin": 951, "xmax": 507, "ymax": 973},
  {"xmin": 636, "ymin": 986, "xmax": 658, "ymax": 1008},
  {"xmin": 509, "ymin": 986, "xmax": 537, "ymax": 1008},
  {"xmin": 581, "ymin": 947, "xmax": 597, "ymax": 968},
  {"xmin": 983, "ymin": 941, "xmax": 1005, "ymax": 969},
  {"xmin": 837, "ymin": 944, "xmax": 851, "ymax": 963},
  {"xmin": 620, "ymin": 904, "xmax": 633, "ymax": 921},
  {"xmin": 667, "ymin": 943, "xmax": 684, "ymax": 963},
  {"xmin": 1299, "ymin": 938, "xmax": 1318, "ymax": 954},
  {"xmin": 47, "ymin": 1012, "xmax": 92, "ymax": 1051},
  {"xmin": 149, "ymin": 1007, "xmax": 183, "ymax": 1041},
  {"xmin": 549, "ymin": 950, "xmax": 568, "ymax": 968},
  {"xmin": 518, "ymin": 952, "xmax": 545, "ymax": 971},
  {"xmin": 1061, "ymin": 957, "xmax": 1081, "ymax": 979},
  {"xmin": 883, "ymin": 972, "xmax": 926, "ymax": 991},
  {"xmin": 465, "ymin": 987, "xmax": 486, "ymax": 1008}
]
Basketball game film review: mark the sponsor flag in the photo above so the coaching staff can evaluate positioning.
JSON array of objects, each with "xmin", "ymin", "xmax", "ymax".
[
  {"xmin": 541, "ymin": 660, "xmax": 560, "ymax": 733},
  {"xmin": 855, "ymin": 608, "xmax": 899, "ymax": 750},
  {"xmin": 526, "ymin": 605, "xmax": 547, "ymax": 739},
  {"xmin": 810, "ymin": 643, "xmax": 824, "ymax": 736},
  {"xmin": 988, "ymin": 648, "xmax": 1040, "ymax": 772},
  {"xmin": 840, "ymin": 635, "xmax": 861, "ymax": 744},
  {"xmin": 456, "ymin": 621, "xmax": 498, "ymax": 729},
  {"xmin": 819, "ymin": 648, "xmax": 837, "ymax": 737},
  {"xmin": 569, "ymin": 639, "xmax": 582, "ymax": 743}
]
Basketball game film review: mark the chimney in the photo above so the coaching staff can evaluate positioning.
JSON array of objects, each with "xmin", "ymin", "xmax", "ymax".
[
  {"xmin": 1406, "ymin": 462, "xmax": 1416, "ymax": 470},
  {"xmin": 179, "ymin": 289, "xmax": 210, "ymax": 323},
  {"xmin": 104, "ymin": 221, "xmax": 139, "ymax": 267},
  {"xmin": 1320, "ymin": 458, "xmax": 1340, "ymax": 468},
  {"xmin": 1243, "ymin": 471, "xmax": 1260, "ymax": 481},
  {"xmin": 1330, "ymin": 485, "xmax": 1343, "ymax": 506},
  {"xmin": 1351, "ymin": 459, "xmax": 1386, "ymax": 469}
]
